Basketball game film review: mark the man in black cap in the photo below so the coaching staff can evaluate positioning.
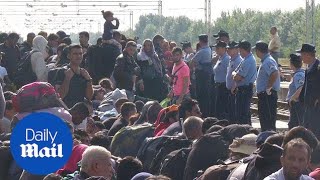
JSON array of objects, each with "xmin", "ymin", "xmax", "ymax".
[
  {"xmin": 0, "ymin": 32, "xmax": 21, "ymax": 81},
  {"xmin": 213, "ymin": 30, "xmax": 230, "ymax": 44},
  {"xmin": 213, "ymin": 40, "xmax": 230, "ymax": 119},
  {"xmin": 190, "ymin": 34, "xmax": 213, "ymax": 117},
  {"xmin": 286, "ymin": 53, "xmax": 304, "ymax": 129},
  {"xmin": 298, "ymin": 43, "xmax": 320, "ymax": 139},
  {"xmin": 255, "ymin": 41, "xmax": 280, "ymax": 131},
  {"xmin": 232, "ymin": 40, "xmax": 257, "ymax": 125}
]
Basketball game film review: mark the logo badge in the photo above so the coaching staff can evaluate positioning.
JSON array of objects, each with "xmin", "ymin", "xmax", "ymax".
[{"xmin": 11, "ymin": 112, "xmax": 73, "ymax": 175}]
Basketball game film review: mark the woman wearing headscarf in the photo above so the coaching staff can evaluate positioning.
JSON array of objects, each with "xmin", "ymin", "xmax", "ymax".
[
  {"xmin": 31, "ymin": 35, "xmax": 49, "ymax": 82},
  {"xmin": 137, "ymin": 39, "xmax": 168, "ymax": 101},
  {"xmin": 152, "ymin": 34, "xmax": 165, "ymax": 61}
]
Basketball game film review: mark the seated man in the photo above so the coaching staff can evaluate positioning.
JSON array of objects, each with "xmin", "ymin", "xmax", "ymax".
[
  {"xmin": 264, "ymin": 138, "xmax": 314, "ymax": 180},
  {"xmin": 107, "ymin": 102, "xmax": 137, "ymax": 137},
  {"xmin": 162, "ymin": 98, "xmax": 202, "ymax": 136},
  {"xmin": 65, "ymin": 146, "xmax": 115, "ymax": 179},
  {"xmin": 183, "ymin": 116, "xmax": 203, "ymax": 140}
]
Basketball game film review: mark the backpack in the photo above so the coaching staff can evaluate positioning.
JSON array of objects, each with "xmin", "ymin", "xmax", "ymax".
[
  {"xmin": 48, "ymin": 66, "xmax": 68, "ymax": 87},
  {"xmin": 159, "ymin": 148, "xmax": 191, "ymax": 180},
  {"xmin": 137, "ymin": 136, "xmax": 171, "ymax": 171},
  {"xmin": 149, "ymin": 137, "xmax": 192, "ymax": 174},
  {"xmin": 110, "ymin": 123, "xmax": 155, "ymax": 158},
  {"xmin": 12, "ymin": 82, "xmax": 61, "ymax": 113},
  {"xmin": 14, "ymin": 50, "xmax": 38, "ymax": 88},
  {"xmin": 184, "ymin": 134, "xmax": 229, "ymax": 180}
]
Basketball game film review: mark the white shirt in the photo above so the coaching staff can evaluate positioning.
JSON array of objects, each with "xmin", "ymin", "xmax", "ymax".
[
  {"xmin": 264, "ymin": 168, "xmax": 314, "ymax": 180},
  {"xmin": 268, "ymin": 33, "xmax": 281, "ymax": 52}
]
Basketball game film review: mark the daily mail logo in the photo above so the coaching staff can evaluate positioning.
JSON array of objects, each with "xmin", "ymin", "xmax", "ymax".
[
  {"xmin": 11, "ymin": 112, "xmax": 73, "ymax": 175},
  {"xmin": 21, "ymin": 129, "xmax": 62, "ymax": 158}
]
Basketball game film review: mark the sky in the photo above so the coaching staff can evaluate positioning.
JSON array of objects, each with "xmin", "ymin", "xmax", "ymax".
[{"xmin": 0, "ymin": 0, "xmax": 317, "ymax": 37}]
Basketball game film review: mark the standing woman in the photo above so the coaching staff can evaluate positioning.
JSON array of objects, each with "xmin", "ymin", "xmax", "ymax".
[
  {"xmin": 137, "ymin": 39, "xmax": 168, "ymax": 101},
  {"xmin": 152, "ymin": 34, "xmax": 165, "ymax": 61}
]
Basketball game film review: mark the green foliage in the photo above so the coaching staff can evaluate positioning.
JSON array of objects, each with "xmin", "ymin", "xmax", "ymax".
[{"xmin": 133, "ymin": 7, "xmax": 320, "ymax": 58}]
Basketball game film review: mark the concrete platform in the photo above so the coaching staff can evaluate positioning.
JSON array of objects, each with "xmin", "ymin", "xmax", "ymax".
[{"xmin": 251, "ymin": 116, "xmax": 289, "ymax": 131}]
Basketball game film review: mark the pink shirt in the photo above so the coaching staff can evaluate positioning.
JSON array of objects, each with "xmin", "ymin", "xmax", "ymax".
[{"xmin": 172, "ymin": 61, "xmax": 190, "ymax": 96}]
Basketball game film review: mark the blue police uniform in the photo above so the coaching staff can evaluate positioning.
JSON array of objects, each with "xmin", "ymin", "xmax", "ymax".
[
  {"xmin": 287, "ymin": 69, "xmax": 305, "ymax": 129},
  {"xmin": 226, "ymin": 54, "xmax": 242, "ymax": 123},
  {"xmin": 300, "ymin": 59, "xmax": 320, "ymax": 139},
  {"xmin": 212, "ymin": 52, "xmax": 230, "ymax": 119},
  {"xmin": 234, "ymin": 53, "xmax": 257, "ymax": 125},
  {"xmin": 192, "ymin": 45, "xmax": 213, "ymax": 117},
  {"xmin": 213, "ymin": 52, "xmax": 230, "ymax": 83},
  {"xmin": 235, "ymin": 53, "xmax": 257, "ymax": 86},
  {"xmin": 226, "ymin": 54, "xmax": 242, "ymax": 90},
  {"xmin": 287, "ymin": 69, "xmax": 305, "ymax": 101},
  {"xmin": 256, "ymin": 53, "xmax": 280, "ymax": 131}
]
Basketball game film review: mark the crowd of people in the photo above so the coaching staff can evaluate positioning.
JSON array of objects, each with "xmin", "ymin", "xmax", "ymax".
[{"xmin": 0, "ymin": 10, "xmax": 319, "ymax": 180}]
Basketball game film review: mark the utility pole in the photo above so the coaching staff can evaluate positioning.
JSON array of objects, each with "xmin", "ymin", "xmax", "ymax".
[
  {"xmin": 130, "ymin": 10, "xmax": 133, "ymax": 31},
  {"xmin": 311, "ymin": 0, "xmax": 315, "ymax": 45},
  {"xmin": 306, "ymin": 0, "xmax": 309, "ymax": 43},
  {"xmin": 204, "ymin": 0, "xmax": 207, "ymax": 26},
  {"xmin": 208, "ymin": 0, "xmax": 211, "ymax": 44},
  {"xmin": 158, "ymin": 0, "xmax": 163, "ymax": 34}
]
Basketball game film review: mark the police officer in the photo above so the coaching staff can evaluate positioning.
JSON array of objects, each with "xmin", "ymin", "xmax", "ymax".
[
  {"xmin": 191, "ymin": 34, "xmax": 213, "ymax": 117},
  {"xmin": 226, "ymin": 41, "xmax": 242, "ymax": 123},
  {"xmin": 213, "ymin": 41, "xmax": 230, "ymax": 119},
  {"xmin": 213, "ymin": 30, "xmax": 230, "ymax": 44},
  {"xmin": 211, "ymin": 30, "xmax": 230, "ymax": 117},
  {"xmin": 233, "ymin": 40, "xmax": 257, "ymax": 125},
  {"xmin": 255, "ymin": 41, "xmax": 280, "ymax": 131},
  {"xmin": 286, "ymin": 53, "xmax": 305, "ymax": 129},
  {"xmin": 298, "ymin": 43, "xmax": 320, "ymax": 139}
]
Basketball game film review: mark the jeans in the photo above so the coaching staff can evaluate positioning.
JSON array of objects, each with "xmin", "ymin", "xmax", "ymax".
[{"xmin": 257, "ymin": 90, "xmax": 278, "ymax": 131}]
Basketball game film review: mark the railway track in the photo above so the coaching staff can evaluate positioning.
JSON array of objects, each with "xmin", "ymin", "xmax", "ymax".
[{"xmin": 250, "ymin": 96, "xmax": 290, "ymax": 130}]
